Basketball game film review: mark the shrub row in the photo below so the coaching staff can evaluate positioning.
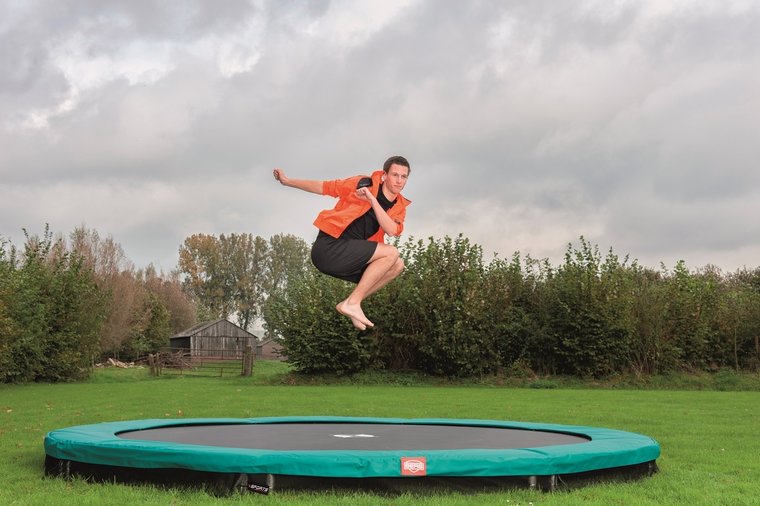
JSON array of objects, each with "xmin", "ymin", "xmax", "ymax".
[{"xmin": 266, "ymin": 235, "xmax": 760, "ymax": 378}]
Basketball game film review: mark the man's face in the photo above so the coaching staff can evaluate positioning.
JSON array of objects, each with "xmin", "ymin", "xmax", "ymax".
[{"xmin": 386, "ymin": 163, "xmax": 410, "ymax": 194}]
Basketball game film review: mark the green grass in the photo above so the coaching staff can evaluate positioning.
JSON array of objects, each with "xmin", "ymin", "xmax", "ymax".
[{"xmin": 1, "ymin": 363, "xmax": 759, "ymax": 505}]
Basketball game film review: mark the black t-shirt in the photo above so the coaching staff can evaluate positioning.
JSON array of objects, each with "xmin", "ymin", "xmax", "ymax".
[{"xmin": 338, "ymin": 184, "xmax": 397, "ymax": 240}]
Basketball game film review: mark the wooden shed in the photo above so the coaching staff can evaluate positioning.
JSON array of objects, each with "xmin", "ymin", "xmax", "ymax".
[
  {"xmin": 256, "ymin": 337, "xmax": 284, "ymax": 360},
  {"xmin": 169, "ymin": 319, "xmax": 256, "ymax": 358}
]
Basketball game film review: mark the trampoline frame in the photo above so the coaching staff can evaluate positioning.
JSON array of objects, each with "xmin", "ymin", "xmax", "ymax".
[{"xmin": 45, "ymin": 416, "xmax": 660, "ymax": 491}]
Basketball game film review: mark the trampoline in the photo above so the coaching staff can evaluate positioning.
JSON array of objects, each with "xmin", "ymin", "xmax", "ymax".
[{"xmin": 45, "ymin": 416, "xmax": 660, "ymax": 494}]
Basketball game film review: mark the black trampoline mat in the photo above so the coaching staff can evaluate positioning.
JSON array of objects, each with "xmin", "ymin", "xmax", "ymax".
[{"xmin": 118, "ymin": 423, "xmax": 590, "ymax": 451}]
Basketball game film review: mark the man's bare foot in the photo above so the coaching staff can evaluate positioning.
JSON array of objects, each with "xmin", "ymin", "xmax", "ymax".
[
  {"xmin": 336, "ymin": 300, "xmax": 374, "ymax": 329},
  {"xmin": 347, "ymin": 316, "xmax": 366, "ymax": 331}
]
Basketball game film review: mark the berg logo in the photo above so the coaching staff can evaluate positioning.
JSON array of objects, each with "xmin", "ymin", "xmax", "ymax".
[{"xmin": 401, "ymin": 457, "xmax": 427, "ymax": 476}]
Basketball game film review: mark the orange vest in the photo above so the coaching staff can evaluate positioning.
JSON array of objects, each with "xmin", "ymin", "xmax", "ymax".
[{"xmin": 313, "ymin": 170, "xmax": 411, "ymax": 243}]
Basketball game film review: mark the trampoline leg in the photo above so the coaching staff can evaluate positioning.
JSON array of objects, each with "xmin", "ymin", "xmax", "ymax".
[
  {"xmin": 233, "ymin": 473, "xmax": 248, "ymax": 493},
  {"xmin": 56, "ymin": 458, "xmax": 71, "ymax": 479},
  {"xmin": 529, "ymin": 475, "xmax": 558, "ymax": 491},
  {"xmin": 540, "ymin": 474, "xmax": 558, "ymax": 491},
  {"xmin": 267, "ymin": 473, "xmax": 275, "ymax": 491}
]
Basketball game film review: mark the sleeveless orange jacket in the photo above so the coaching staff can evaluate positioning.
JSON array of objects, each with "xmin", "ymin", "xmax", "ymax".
[{"xmin": 313, "ymin": 170, "xmax": 411, "ymax": 243}]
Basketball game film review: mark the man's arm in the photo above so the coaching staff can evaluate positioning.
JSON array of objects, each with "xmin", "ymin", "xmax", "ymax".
[
  {"xmin": 273, "ymin": 168, "xmax": 323, "ymax": 195},
  {"xmin": 358, "ymin": 188, "xmax": 402, "ymax": 237}
]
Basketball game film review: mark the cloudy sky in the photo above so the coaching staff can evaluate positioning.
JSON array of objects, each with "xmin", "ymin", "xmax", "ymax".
[{"xmin": 2, "ymin": 0, "xmax": 759, "ymax": 273}]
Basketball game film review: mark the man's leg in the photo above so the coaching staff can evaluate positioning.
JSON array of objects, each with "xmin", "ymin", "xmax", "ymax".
[
  {"xmin": 363, "ymin": 256, "xmax": 404, "ymax": 298},
  {"xmin": 336, "ymin": 243, "xmax": 403, "ymax": 330}
]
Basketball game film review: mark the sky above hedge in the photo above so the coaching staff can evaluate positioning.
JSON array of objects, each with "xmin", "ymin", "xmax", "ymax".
[{"xmin": 2, "ymin": 0, "xmax": 759, "ymax": 272}]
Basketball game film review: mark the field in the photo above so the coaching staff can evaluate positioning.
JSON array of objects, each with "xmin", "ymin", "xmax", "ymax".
[{"xmin": 1, "ymin": 362, "xmax": 759, "ymax": 505}]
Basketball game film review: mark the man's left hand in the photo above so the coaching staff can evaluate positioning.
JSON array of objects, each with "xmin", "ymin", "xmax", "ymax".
[{"xmin": 356, "ymin": 187, "xmax": 375, "ymax": 203}]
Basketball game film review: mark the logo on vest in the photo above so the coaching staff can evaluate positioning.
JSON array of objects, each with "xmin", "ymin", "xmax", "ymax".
[{"xmin": 401, "ymin": 457, "xmax": 427, "ymax": 476}]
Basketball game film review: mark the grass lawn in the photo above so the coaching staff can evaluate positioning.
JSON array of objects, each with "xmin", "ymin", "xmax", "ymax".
[{"xmin": 1, "ymin": 362, "xmax": 759, "ymax": 505}]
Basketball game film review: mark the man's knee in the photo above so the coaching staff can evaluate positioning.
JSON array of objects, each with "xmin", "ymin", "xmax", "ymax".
[
  {"xmin": 377, "ymin": 244, "xmax": 400, "ymax": 262},
  {"xmin": 393, "ymin": 257, "xmax": 405, "ymax": 276}
]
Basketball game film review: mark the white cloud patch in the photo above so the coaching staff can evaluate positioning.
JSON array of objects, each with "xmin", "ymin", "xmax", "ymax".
[
  {"xmin": 303, "ymin": 0, "xmax": 416, "ymax": 47},
  {"xmin": 15, "ymin": 33, "xmax": 176, "ymax": 131}
]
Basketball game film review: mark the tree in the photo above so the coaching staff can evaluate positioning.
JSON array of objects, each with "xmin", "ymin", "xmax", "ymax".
[
  {"xmin": 626, "ymin": 266, "xmax": 669, "ymax": 375},
  {"xmin": 179, "ymin": 232, "xmax": 312, "ymax": 334},
  {"xmin": 223, "ymin": 233, "xmax": 269, "ymax": 331},
  {"xmin": 120, "ymin": 290, "xmax": 171, "ymax": 360},
  {"xmin": 68, "ymin": 226, "xmax": 137, "ymax": 354},
  {"xmin": 719, "ymin": 269, "xmax": 760, "ymax": 371},
  {"xmin": 264, "ymin": 234, "xmax": 311, "ymax": 296},
  {"xmin": 140, "ymin": 266, "xmax": 196, "ymax": 334},
  {"xmin": 1, "ymin": 226, "xmax": 107, "ymax": 382},
  {"xmin": 179, "ymin": 234, "xmax": 230, "ymax": 317},
  {"xmin": 0, "ymin": 239, "xmax": 16, "ymax": 376}
]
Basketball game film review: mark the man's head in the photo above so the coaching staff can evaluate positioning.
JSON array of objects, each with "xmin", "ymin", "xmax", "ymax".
[
  {"xmin": 383, "ymin": 155, "xmax": 410, "ymax": 175},
  {"xmin": 381, "ymin": 155, "xmax": 410, "ymax": 196}
]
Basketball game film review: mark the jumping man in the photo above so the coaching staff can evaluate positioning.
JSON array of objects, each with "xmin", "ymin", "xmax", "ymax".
[{"xmin": 273, "ymin": 156, "xmax": 411, "ymax": 330}]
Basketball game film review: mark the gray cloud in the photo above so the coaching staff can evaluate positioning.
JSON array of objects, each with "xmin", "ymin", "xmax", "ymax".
[{"xmin": 2, "ymin": 0, "xmax": 759, "ymax": 271}]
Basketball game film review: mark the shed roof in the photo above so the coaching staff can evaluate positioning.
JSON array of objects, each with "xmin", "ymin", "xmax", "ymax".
[{"xmin": 170, "ymin": 319, "xmax": 256, "ymax": 339}]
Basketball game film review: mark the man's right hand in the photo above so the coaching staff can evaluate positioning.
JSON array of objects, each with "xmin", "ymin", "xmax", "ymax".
[{"xmin": 273, "ymin": 168, "xmax": 288, "ymax": 185}]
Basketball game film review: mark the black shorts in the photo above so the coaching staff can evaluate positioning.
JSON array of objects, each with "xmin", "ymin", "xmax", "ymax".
[{"xmin": 311, "ymin": 232, "xmax": 378, "ymax": 284}]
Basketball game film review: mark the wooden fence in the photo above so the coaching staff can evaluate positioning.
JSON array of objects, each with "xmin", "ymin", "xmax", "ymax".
[{"xmin": 148, "ymin": 346, "xmax": 254, "ymax": 377}]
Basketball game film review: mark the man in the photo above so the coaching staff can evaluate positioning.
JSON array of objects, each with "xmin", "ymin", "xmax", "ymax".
[{"xmin": 273, "ymin": 156, "xmax": 411, "ymax": 330}]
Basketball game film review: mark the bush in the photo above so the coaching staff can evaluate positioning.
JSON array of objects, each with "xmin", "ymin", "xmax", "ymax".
[
  {"xmin": 537, "ymin": 240, "xmax": 632, "ymax": 377},
  {"xmin": 0, "ymin": 228, "xmax": 106, "ymax": 383},
  {"xmin": 264, "ymin": 269, "xmax": 372, "ymax": 375},
  {"xmin": 262, "ymin": 234, "xmax": 760, "ymax": 379},
  {"xmin": 118, "ymin": 292, "xmax": 172, "ymax": 361},
  {"xmin": 713, "ymin": 368, "xmax": 742, "ymax": 391},
  {"xmin": 395, "ymin": 235, "xmax": 500, "ymax": 377},
  {"xmin": 0, "ymin": 242, "xmax": 16, "ymax": 376}
]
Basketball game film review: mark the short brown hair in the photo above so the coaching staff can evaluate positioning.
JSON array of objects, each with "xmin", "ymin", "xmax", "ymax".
[{"xmin": 383, "ymin": 155, "xmax": 410, "ymax": 174}]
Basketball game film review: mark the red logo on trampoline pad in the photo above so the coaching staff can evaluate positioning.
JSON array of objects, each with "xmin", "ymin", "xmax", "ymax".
[{"xmin": 401, "ymin": 457, "xmax": 427, "ymax": 476}]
